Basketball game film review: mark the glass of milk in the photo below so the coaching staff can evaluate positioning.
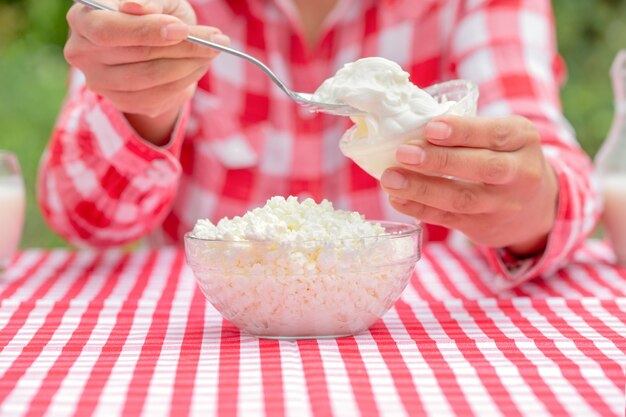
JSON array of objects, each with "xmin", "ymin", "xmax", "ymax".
[{"xmin": 0, "ymin": 151, "xmax": 25, "ymax": 274}]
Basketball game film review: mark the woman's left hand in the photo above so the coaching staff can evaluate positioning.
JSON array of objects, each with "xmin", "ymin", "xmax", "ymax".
[{"xmin": 380, "ymin": 115, "xmax": 559, "ymax": 257}]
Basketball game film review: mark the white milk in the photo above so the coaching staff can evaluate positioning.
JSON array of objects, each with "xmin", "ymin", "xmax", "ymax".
[
  {"xmin": 0, "ymin": 176, "xmax": 25, "ymax": 268},
  {"xmin": 601, "ymin": 175, "xmax": 626, "ymax": 265}
]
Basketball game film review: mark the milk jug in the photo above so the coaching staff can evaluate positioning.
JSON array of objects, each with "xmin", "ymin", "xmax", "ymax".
[{"xmin": 595, "ymin": 50, "xmax": 626, "ymax": 266}]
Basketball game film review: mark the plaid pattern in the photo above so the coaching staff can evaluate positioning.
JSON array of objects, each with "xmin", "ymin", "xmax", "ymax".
[
  {"xmin": 38, "ymin": 0, "xmax": 600, "ymax": 285},
  {"xmin": 0, "ymin": 241, "xmax": 624, "ymax": 417}
]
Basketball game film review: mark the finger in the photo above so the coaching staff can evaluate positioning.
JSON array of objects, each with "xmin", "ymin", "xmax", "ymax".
[
  {"xmin": 66, "ymin": 24, "xmax": 228, "ymax": 66},
  {"xmin": 68, "ymin": 5, "xmax": 188, "ymax": 47},
  {"xmin": 87, "ymin": 57, "xmax": 209, "ymax": 92},
  {"xmin": 100, "ymin": 66, "xmax": 206, "ymax": 116},
  {"xmin": 63, "ymin": 33, "xmax": 92, "ymax": 68},
  {"xmin": 388, "ymin": 196, "xmax": 463, "ymax": 229},
  {"xmin": 388, "ymin": 196, "xmax": 508, "ymax": 247},
  {"xmin": 93, "ymin": 26, "xmax": 227, "ymax": 64},
  {"xmin": 118, "ymin": 0, "xmax": 164, "ymax": 15},
  {"xmin": 424, "ymin": 115, "xmax": 539, "ymax": 152},
  {"xmin": 380, "ymin": 169, "xmax": 495, "ymax": 214},
  {"xmin": 119, "ymin": 0, "xmax": 196, "ymax": 22},
  {"xmin": 395, "ymin": 143, "xmax": 518, "ymax": 185}
]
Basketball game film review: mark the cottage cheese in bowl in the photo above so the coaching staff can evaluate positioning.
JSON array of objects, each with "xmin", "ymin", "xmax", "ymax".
[
  {"xmin": 185, "ymin": 196, "xmax": 421, "ymax": 339},
  {"xmin": 312, "ymin": 57, "xmax": 479, "ymax": 179}
]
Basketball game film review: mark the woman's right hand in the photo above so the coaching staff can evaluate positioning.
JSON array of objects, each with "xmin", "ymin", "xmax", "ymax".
[{"xmin": 64, "ymin": 0, "xmax": 229, "ymax": 144}]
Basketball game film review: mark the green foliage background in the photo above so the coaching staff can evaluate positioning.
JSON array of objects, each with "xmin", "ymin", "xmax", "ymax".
[{"xmin": 0, "ymin": 0, "xmax": 625, "ymax": 248}]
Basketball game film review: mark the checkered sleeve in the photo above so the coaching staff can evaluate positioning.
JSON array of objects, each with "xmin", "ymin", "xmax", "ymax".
[
  {"xmin": 445, "ymin": 0, "xmax": 601, "ymax": 285},
  {"xmin": 37, "ymin": 72, "xmax": 189, "ymax": 248}
]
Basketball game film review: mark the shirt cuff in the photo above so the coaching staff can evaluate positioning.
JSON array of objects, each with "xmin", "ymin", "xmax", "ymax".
[{"xmin": 94, "ymin": 91, "xmax": 190, "ymax": 163}]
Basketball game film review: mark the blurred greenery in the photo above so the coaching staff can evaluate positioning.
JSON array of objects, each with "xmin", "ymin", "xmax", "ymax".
[
  {"xmin": 0, "ymin": 0, "xmax": 68, "ymax": 248},
  {"xmin": 0, "ymin": 0, "xmax": 625, "ymax": 248}
]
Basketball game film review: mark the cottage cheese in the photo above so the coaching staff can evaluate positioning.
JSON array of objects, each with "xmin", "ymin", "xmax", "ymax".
[
  {"xmin": 186, "ymin": 196, "xmax": 420, "ymax": 338},
  {"xmin": 192, "ymin": 195, "xmax": 385, "ymax": 242}
]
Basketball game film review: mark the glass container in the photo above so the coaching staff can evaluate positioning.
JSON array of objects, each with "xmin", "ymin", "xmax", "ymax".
[
  {"xmin": 185, "ymin": 221, "xmax": 421, "ymax": 339},
  {"xmin": 595, "ymin": 50, "xmax": 626, "ymax": 265}
]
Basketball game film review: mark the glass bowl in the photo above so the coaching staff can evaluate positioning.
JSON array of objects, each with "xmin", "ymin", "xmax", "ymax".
[
  {"xmin": 340, "ymin": 79, "xmax": 479, "ymax": 179},
  {"xmin": 184, "ymin": 221, "xmax": 421, "ymax": 339}
]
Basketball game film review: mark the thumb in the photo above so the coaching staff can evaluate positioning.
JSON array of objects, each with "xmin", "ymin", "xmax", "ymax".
[{"xmin": 118, "ymin": 0, "xmax": 164, "ymax": 15}]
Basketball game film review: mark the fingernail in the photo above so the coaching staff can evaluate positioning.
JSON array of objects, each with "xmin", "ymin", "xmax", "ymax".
[
  {"xmin": 390, "ymin": 196, "xmax": 408, "ymax": 205},
  {"xmin": 211, "ymin": 33, "xmax": 231, "ymax": 46},
  {"xmin": 426, "ymin": 121, "xmax": 451, "ymax": 141},
  {"xmin": 119, "ymin": 0, "xmax": 146, "ymax": 11},
  {"xmin": 161, "ymin": 23, "xmax": 188, "ymax": 41},
  {"xmin": 397, "ymin": 144, "xmax": 425, "ymax": 165},
  {"xmin": 121, "ymin": 0, "xmax": 145, "ymax": 6},
  {"xmin": 381, "ymin": 170, "xmax": 407, "ymax": 190}
]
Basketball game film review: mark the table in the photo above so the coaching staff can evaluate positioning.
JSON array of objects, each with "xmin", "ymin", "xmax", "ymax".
[{"xmin": 0, "ymin": 241, "xmax": 624, "ymax": 417}]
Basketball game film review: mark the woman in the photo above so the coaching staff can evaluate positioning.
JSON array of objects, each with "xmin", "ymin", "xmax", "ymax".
[{"xmin": 38, "ymin": 0, "xmax": 600, "ymax": 286}]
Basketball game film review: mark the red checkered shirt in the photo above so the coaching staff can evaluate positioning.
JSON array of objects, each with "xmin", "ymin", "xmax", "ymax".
[{"xmin": 38, "ymin": 0, "xmax": 601, "ymax": 286}]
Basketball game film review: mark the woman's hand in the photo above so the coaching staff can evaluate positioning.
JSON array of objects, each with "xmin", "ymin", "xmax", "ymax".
[
  {"xmin": 64, "ymin": 0, "xmax": 229, "ymax": 144},
  {"xmin": 380, "ymin": 115, "xmax": 559, "ymax": 257}
]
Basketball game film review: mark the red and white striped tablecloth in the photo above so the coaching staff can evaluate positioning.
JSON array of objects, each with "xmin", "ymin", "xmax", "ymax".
[{"xmin": 0, "ymin": 241, "xmax": 624, "ymax": 417}]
